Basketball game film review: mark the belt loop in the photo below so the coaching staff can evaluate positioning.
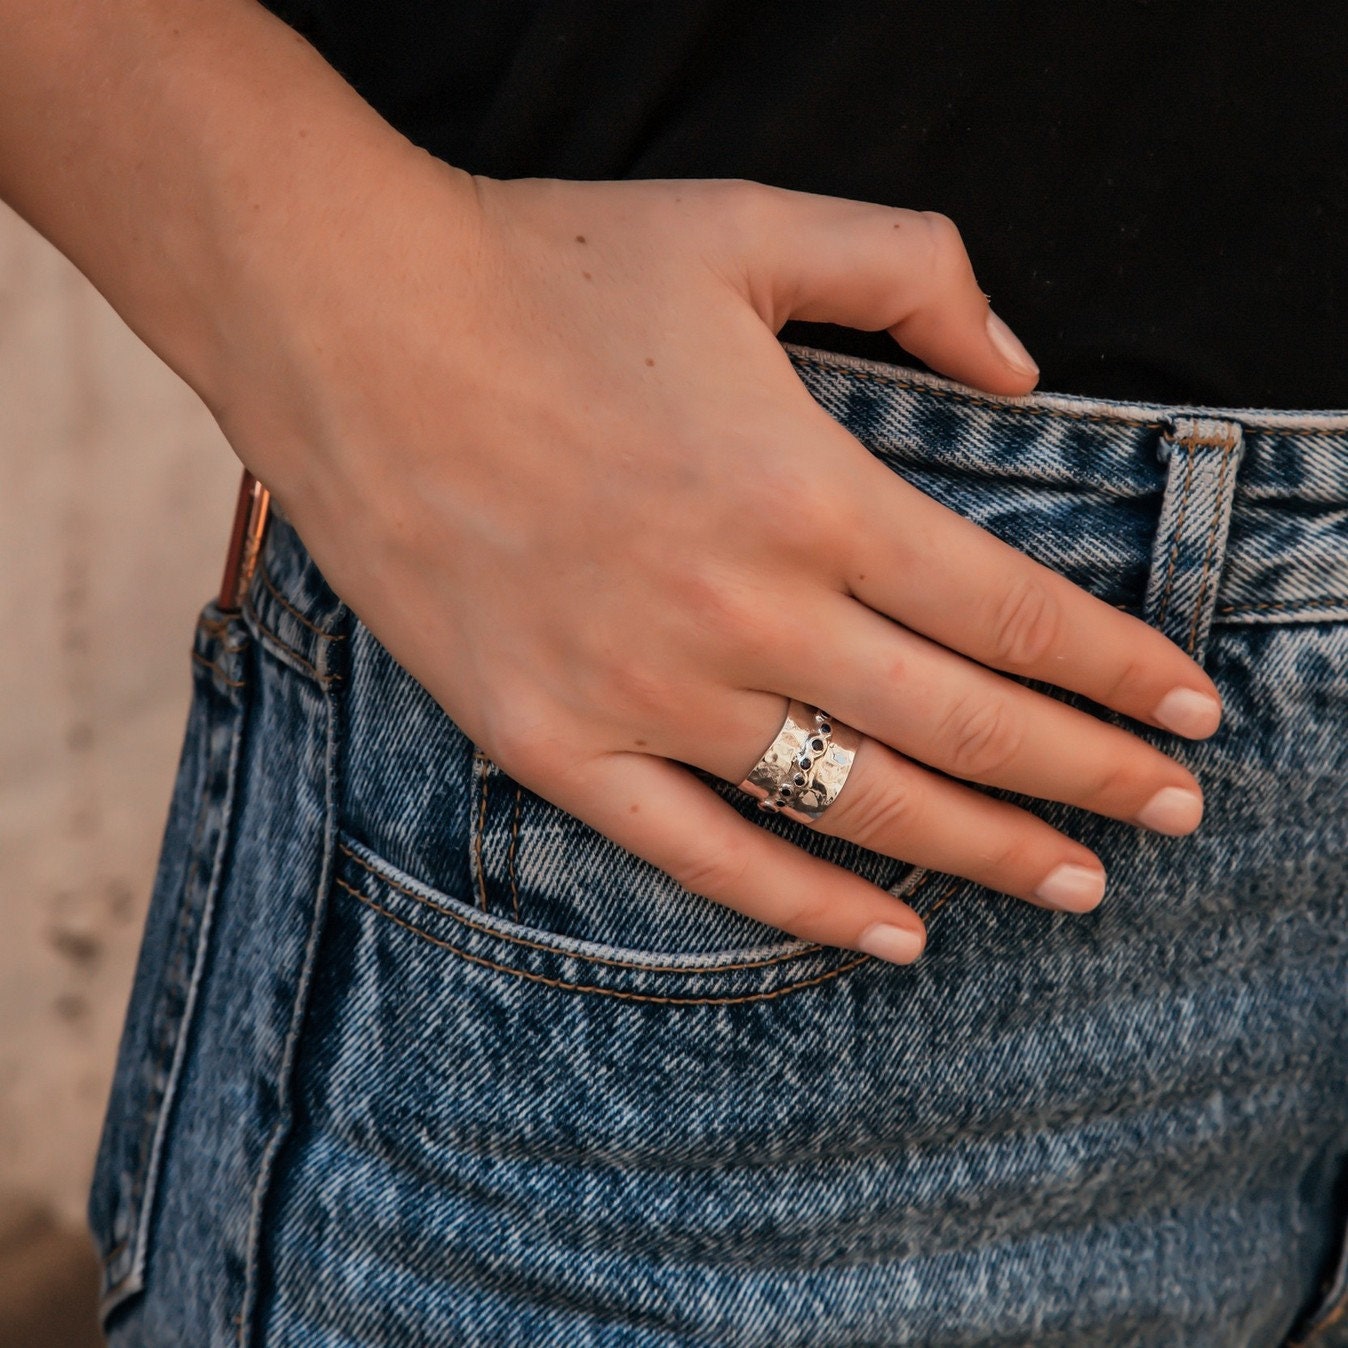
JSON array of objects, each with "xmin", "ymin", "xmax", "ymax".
[{"xmin": 1143, "ymin": 416, "xmax": 1245, "ymax": 665}]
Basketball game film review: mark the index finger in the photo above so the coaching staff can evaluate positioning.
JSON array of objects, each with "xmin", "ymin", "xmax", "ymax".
[{"xmin": 837, "ymin": 443, "xmax": 1224, "ymax": 739}]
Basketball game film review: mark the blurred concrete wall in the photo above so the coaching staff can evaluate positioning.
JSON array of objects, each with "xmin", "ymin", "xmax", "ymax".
[{"xmin": 0, "ymin": 200, "xmax": 239, "ymax": 1342}]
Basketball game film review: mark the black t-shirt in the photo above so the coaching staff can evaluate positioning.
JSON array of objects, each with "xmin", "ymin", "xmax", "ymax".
[{"xmin": 266, "ymin": 1, "xmax": 1347, "ymax": 409}]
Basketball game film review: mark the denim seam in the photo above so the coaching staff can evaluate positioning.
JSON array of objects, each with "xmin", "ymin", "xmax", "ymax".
[
  {"xmin": 256, "ymin": 557, "xmax": 346, "ymax": 642},
  {"xmin": 236, "ymin": 620, "xmax": 346, "ymax": 1346},
  {"xmin": 1186, "ymin": 436, "xmax": 1239, "ymax": 655},
  {"xmin": 786, "ymin": 344, "xmax": 1348, "ymax": 430},
  {"xmin": 1156, "ymin": 441, "xmax": 1198, "ymax": 633},
  {"xmin": 190, "ymin": 651, "xmax": 247, "ymax": 690},
  {"xmin": 196, "ymin": 614, "xmax": 251, "ymax": 654},
  {"xmin": 100, "ymin": 651, "xmax": 249, "ymax": 1319},
  {"xmin": 472, "ymin": 749, "xmax": 492, "ymax": 913},
  {"xmin": 243, "ymin": 593, "xmax": 342, "ymax": 687},
  {"xmin": 507, "ymin": 784, "xmax": 523, "ymax": 923},
  {"xmin": 99, "ymin": 720, "xmax": 217, "ymax": 1283},
  {"xmin": 923, "ymin": 876, "xmax": 963, "ymax": 924},
  {"xmin": 789, "ymin": 353, "xmax": 1174, "ymax": 429},
  {"xmin": 336, "ymin": 848, "xmax": 826, "ymax": 973},
  {"xmin": 337, "ymin": 879, "xmax": 876, "ymax": 1004},
  {"xmin": 1217, "ymin": 597, "xmax": 1348, "ymax": 616}
]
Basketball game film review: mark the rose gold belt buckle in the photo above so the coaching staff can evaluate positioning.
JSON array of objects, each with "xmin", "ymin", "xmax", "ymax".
[{"xmin": 217, "ymin": 469, "xmax": 271, "ymax": 611}]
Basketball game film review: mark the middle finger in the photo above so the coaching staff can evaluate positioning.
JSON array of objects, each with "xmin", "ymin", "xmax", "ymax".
[{"xmin": 776, "ymin": 589, "xmax": 1205, "ymax": 835}]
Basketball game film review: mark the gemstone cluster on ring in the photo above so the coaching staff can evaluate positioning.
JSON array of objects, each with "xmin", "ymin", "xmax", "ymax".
[{"xmin": 758, "ymin": 707, "xmax": 834, "ymax": 814}]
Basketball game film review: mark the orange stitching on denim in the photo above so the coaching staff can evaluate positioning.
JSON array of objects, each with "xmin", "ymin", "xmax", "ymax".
[
  {"xmin": 1156, "ymin": 442, "xmax": 1197, "ymax": 631},
  {"xmin": 243, "ymin": 593, "xmax": 341, "ymax": 685},
  {"xmin": 1216, "ymin": 597, "xmax": 1348, "ymax": 615},
  {"xmin": 472, "ymin": 751, "xmax": 492, "ymax": 913},
  {"xmin": 337, "ymin": 879, "xmax": 872, "ymax": 1003},
  {"xmin": 1185, "ymin": 436, "xmax": 1237, "ymax": 654},
  {"xmin": 789, "ymin": 354, "xmax": 1170, "ymax": 429},
  {"xmin": 1173, "ymin": 428, "xmax": 1239, "ymax": 450},
  {"xmin": 920, "ymin": 877, "xmax": 964, "ymax": 923},
  {"xmin": 191, "ymin": 651, "xmax": 246, "ymax": 689},
  {"xmin": 255, "ymin": 557, "xmax": 345, "ymax": 640},
  {"xmin": 339, "ymin": 841, "xmax": 921, "ymax": 972},
  {"xmin": 507, "ymin": 784, "xmax": 522, "ymax": 922},
  {"xmin": 196, "ymin": 615, "xmax": 249, "ymax": 652}
]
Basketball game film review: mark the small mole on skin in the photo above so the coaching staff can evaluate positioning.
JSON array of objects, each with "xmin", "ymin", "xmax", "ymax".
[
  {"xmin": 582, "ymin": 270, "xmax": 592, "ymax": 281},
  {"xmin": 645, "ymin": 357, "xmax": 655, "ymax": 367},
  {"xmin": 892, "ymin": 222, "xmax": 902, "ymax": 229},
  {"xmin": 629, "ymin": 803, "xmax": 640, "ymax": 813},
  {"xmin": 299, "ymin": 128, "xmax": 308, "ymax": 139},
  {"xmin": 575, "ymin": 234, "xmax": 587, "ymax": 244},
  {"xmin": 634, "ymin": 739, "xmax": 648, "ymax": 746}
]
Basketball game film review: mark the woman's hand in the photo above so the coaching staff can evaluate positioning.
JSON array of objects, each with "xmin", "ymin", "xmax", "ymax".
[
  {"xmin": 215, "ymin": 164, "xmax": 1222, "ymax": 965},
  {"xmin": 0, "ymin": 0, "xmax": 1220, "ymax": 964}
]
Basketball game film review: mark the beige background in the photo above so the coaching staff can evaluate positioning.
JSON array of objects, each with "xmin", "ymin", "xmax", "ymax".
[{"xmin": 0, "ymin": 199, "xmax": 239, "ymax": 1342}]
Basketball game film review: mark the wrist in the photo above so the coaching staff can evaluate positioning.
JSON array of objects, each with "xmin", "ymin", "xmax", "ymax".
[{"xmin": 0, "ymin": 0, "xmax": 481, "ymax": 412}]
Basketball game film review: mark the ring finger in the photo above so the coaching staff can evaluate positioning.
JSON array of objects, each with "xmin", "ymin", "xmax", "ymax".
[{"xmin": 697, "ymin": 689, "xmax": 1109, "ymax": 914}]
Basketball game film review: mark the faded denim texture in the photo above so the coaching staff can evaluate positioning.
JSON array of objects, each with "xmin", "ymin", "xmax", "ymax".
[{"xmin": 90, "ymin": 344, "xmax": 1348, "ymax": 1345}]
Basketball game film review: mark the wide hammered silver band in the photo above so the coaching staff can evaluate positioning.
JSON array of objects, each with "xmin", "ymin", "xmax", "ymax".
[{"xmin": 738, "ymin": 698, "xmax": 862, "ymax": 824}]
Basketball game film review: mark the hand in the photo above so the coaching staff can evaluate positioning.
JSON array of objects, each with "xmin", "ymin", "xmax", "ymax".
[{"xmin": 214, "ymin": 166, "xmax": 1222, "ymax": 965}]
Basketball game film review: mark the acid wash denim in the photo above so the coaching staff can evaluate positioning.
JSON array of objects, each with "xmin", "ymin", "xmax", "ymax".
[{"xmin": 90, "ymin": 343, "xmax": 1348, "ymax": 1347}]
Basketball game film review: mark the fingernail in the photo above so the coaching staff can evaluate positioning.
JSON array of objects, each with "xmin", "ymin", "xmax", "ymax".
[
  {"xmin": 1153, "ymin": 687, "xmax": 1222, "ymax": 738},
  {"xmin": 1136, "ymin": 785, "xmax": 1204, "ymax": 835},
  {"xmin": 1035, "ymin": 862, "xmax": 1107, "ymax": 913},
  {"xmin": 986, "ymin": 309, "xmax": 1039, "ymax": 377},
  {"xmin": 857, "ymin": 921, "xmax": 925, "ymax": 965}
]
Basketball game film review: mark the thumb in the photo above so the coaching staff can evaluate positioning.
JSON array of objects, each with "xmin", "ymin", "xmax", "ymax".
[{"xmin": 738, "ymin": 184, "xmax": 1039, "ymax": 396}]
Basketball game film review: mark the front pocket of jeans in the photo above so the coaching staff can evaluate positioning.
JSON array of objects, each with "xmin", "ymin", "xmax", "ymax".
[
  {"xmin": 458, "ymin": 748, "xmax": 924, "ymax": 972},
  {"xmin": 333, "ymin": 822, "xmax": 920, "ymax": 1004},
  {"xmin": 87, "ymin": 607, "xmax": 249, "ymax": 1321}
]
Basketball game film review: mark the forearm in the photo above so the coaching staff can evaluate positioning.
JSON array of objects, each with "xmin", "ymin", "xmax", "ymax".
[{"xmin": 0, "ymin": 0, "xmax": 476, "ymax": 406}]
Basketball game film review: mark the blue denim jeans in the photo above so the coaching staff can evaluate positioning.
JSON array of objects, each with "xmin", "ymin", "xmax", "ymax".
[{"xmin": 90, "ymin": 344, "xmax": 1348, "ymax": 1346}]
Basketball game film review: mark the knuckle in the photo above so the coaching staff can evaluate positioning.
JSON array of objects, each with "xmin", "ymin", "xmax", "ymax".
[
  {"xmin": 918, "ymin": 209, "xmax": 970, "ymax": 273},
  {"xmin": 939, "ymin": 695, "xmax": 1024, "ymax": 780},
  {"xmin": 714, "ymin": 178, "xmax": 782, "ymax": 244},
  {"xmin": 987, "ymin": 575, "xmax": 1063, "ymax": 669},
  {"xmin": 594, "ymin": 657, "xmax": 672, "ymax": 723},
  {"xmin": 671, "ymin": 564, "xmax": 773, "ymax": 647},
  {"xmin": 478, "ymin": 703, "xmax": 567, "ymax": 783},
  {"xmin": 669, "ymin": 835, "xmax": 755, "ymax": 900},
  {"xmin": 1099, "ymin": 652, "xmax": 1159, "ymax": 709},
  {"xmin": 769, "ymin": 889, "xmax": 842, "ymax": 943},
  {"xmin": 975, "ymin": 830, "xmax": 1042, "ymax": 880},
  {"xmin": 825, "ymin": 772, "xmax": 923, "ymax": 849},
  {"xmin": 1075, "ymin": 758, "xmax": 1132, "ymax": 812}
]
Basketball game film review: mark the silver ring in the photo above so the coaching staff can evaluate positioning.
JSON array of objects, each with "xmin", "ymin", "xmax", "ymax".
[{"xmin": 738, "ymin": 698, "xmax": 862, "ymax": 824}]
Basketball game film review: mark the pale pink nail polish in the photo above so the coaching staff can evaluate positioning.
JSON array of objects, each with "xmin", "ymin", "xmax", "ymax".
[
  {"xmin": 857, "ymin": 921, "xmax": 925, "ymax": 965},
  {"xmin": 986, "ymin": 309, "xmax": 1039, "ymax": 377},
  {"xmin": 1035, "ymin": 863, "xmax": 1107, "ymax": 912},
  {"xmin": 1136, "ymin": 785, "xmax": 1204, "ymax": 835},
  {"xmin": 1154, "ymin": 687, "xmax": 1222, "ymax": 738}
]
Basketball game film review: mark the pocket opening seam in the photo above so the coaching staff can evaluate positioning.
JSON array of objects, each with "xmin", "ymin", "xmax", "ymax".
[
  {"xmin": 337, "ymin": 875, "xmax": 874, "ymax": 1005},
  {"xmin": 338, "ymin": 845, "xmax": 824, "ymax": 974}
]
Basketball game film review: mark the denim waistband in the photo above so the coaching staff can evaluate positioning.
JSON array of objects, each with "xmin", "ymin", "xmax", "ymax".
[{"xmin": 784, "ymin": 342, "xmax": 1348, "ymax": 647}]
